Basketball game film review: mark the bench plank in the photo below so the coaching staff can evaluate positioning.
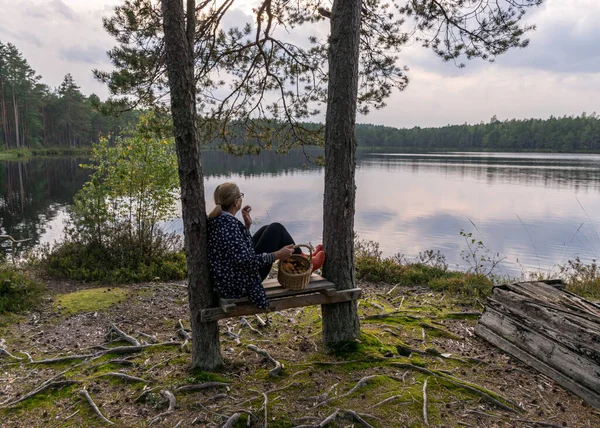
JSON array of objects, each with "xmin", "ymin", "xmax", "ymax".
[
  {"xmin": 203, "ymin": 288, "xmax": 362, "ymax": 322},
  {"xmin": 217, "ymin": 275, "xmax": 334, "ymax": 313}
]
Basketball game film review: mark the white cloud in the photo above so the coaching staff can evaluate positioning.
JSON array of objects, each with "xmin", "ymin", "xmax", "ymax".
[{"xmin": 1, "ymin": 0, "xmax": 598, "ymax": 127}]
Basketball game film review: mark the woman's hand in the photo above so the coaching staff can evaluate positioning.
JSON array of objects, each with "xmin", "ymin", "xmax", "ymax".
[
  {"xmin": 274, "ymin": 244, "xmax": 295, "ymax": 260},
  {"xmin": 241, "ymin": 205, "xmax": 252, "ymax": 229}
]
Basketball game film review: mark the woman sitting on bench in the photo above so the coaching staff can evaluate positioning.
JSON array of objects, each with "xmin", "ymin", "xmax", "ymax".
[{"xmin": 207, "ymin": 182, "xmax": 325, "ymax": 309}]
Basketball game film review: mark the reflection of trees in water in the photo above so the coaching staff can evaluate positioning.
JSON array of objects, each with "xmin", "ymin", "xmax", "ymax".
[
  {"xmin": 201, "ymin": 149, "xmax": 325, "ymax": 178},
  {"xmin": 362, "ymin": 155, "xmax": 600, "ymax": 192},
  {"xmin": 0, "ymin": 158, "xmax": 90, "ymax": 253}
]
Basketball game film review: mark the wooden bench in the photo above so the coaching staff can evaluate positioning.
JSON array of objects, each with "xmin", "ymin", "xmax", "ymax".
[{"xmin": 200, "ymin": 274, "xmax": 362, "ymax": 322}]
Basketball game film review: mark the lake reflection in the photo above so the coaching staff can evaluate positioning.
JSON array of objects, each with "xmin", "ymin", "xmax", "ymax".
[{"xmin": 2, "ymin": 151, "xmax": 600, "ymax": 277}]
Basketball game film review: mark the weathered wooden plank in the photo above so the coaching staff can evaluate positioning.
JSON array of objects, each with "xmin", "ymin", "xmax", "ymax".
[
  {"xmin": 490, "ymin": 290, "xmax": 600, "ymax": 357},
  {"xmin": 502, "ymin": 282, "xmax": 600, "ymax": 319},
  {"xmin": 219, "ymin": 277, "xmax": 335, "ymax": 306},
  {"xmin": 202, "ymin": 288, "xmax": 362, "ymax": 322},
  {"xmin": 476, "ymin": 323, "xmax": 600, "ymax": 410},
  {"xmin": 478, "ymin": 307, "xmax": 600, "ymax": 393}
]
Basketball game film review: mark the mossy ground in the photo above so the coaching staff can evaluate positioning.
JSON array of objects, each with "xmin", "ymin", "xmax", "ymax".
[
  {"xmin": 0, "ymin": 279, "xmax": 598, "ymax": 427},
  {"xmin": 54, "ymin": 287, "xmax": 129, "ymax": 316}
]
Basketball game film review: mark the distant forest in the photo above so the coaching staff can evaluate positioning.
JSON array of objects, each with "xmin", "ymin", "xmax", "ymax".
[
  {"xmin": 355, "ymin": 114, "xmax": 600, "ymax": 152},
  {"xmin": 0, "ymin": 42, "xmax": 137, "ymax": 150},
  {"xmin": 2, "ymin": 41, "xmax": 599, "ymax": 153}
]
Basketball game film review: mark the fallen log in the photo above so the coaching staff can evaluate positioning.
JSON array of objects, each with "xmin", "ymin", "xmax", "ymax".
[{"xmin": 476, "ymin": 280, "xmax": 600, "ymax": 410}]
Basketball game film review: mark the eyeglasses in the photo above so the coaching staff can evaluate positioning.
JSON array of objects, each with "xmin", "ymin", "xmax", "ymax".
[{"xmin": 237, "ymin": 193, "xmax": 244, "ymax": 199}]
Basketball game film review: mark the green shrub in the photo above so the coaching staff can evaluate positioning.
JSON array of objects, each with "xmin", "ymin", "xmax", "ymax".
[
  {"xmin": 41, "ymin": 240, "xmax": 187, "ymax": 283},
  {"xmin": 355, "ymin": 240, "xmax": 493, "ymax": 303},
  {"xmin": 0, "ymin": 266, "xmax": 45, "ymax": 314},
  {"xmin": 559, "ymin": 257, "xmax": 600, "ymax": 299},
  {"xmin": 40, "ymin": 113, "xmax": 186, "ymax": 283}
]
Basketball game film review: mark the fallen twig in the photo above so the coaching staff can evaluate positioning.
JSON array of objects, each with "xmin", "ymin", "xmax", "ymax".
[
  {"xmin": 247, "ymin": 344, "xmax": 282, "ymax": 376},
  {"xmin": 255, "ymin": 314, "xmax": 267, "ymax": 327},
  {"xmin": 80, "ymin": 389, "xmax": 115, "ymax": 425},
  {"xmin": 387, "ymin": 284, "xmax": 399, "ymax": 295},
  {"xmin": 150, "ymin": 389, "xmax": 176, "ymax": 424},
  {"xmin": 315, "ymin": 375, "xmax": 379, "ymax": 408},
  {"xmin": 108, "ymin": 324, "xmax": 140, "ymax": 346},
  {"xmin": 99, "ymin": 372, "xmax": 150, "ymax": 383},
  {"xmin": 423, "ymin": 378, "xmax": 429, "ymax": 426},
  {"xmin": 176, "ymin": 382, "xmax": 230, "ymax": 392},
  {"xmin": 369, "ymin": 395, "xmax": 411, "ymax": 409}
]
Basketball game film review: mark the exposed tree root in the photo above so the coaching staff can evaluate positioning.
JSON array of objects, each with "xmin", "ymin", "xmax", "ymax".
[
  {"xmin": 247, "ymin": 344, "xmax": 282, "ymax": 376},
  {"xmin": 135, "ymin": 386, "xmax": 161, "ymax": 403},
  {"xmin": 149, "ymin": 389, "xmax": 176, "ymax": 424},
  {"xmin": 391, "ymin": 363, "xmax": 523, "ymax": 413},
  {"xmin": 221, "ymin": 412, "xmax": 241, "ymax": 428},
  {"xmin": 297, "ymin": 409, "xmax": 376, "ymax": 428},
  {"xmin": 28, "ymin": 342, "xmax": 181, "ymax": 365},
  {"xmin": 29, "ymin": 354, "xmax": 97, "ymax": 364},
  {"xmin": 343, "ymin": 410, "xmax": 377, "ymax": 428},
  {"xmin": 466, "ymin": 410, "xmax": 567, "ymax": 428},
  {"xmin": 0, "ymin": 342, "xmax": 23, "ymax": 361},
  {"xmin": 241, "ymin": 317, "xmax": 263, "ymax": 335},
  {"xmin": 107, "ymin": 324, "xmax": 140, "ymax": 346},
  {"xmin": 98, "ymin": 372, "xmax": 150, "ymax": 383},
  {"xmin": 176, "ymin": 382, "xmax": 230, "ymax": 392},
  {"xmin": 135, "ymin": 331, "xmax": 158, "ymax": 344},
  {"xmin": 107, "ymin": 358, "xmax": 137, "ymax": 366},
  {"xmin": 177, "ymin": 319, "xmax": 191, "ymax": 340},
  {"xmin": 79, "ymin": 389, "xmax": 115, "ymax": 425},
  {"xmin": 0, "ymin": 380, "xmax": 79, "ymax": 409},
  {"xmin": 423, "ymin": 378, "xmax": 429, "ymax": 426}
]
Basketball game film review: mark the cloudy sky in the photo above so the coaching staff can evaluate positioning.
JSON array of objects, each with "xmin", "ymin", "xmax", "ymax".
[{"xmin": 1, "ymin": 0, "xmax": 598, "ymax": 128}]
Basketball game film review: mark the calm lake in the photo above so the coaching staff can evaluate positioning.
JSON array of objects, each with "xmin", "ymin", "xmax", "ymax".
[{"xmin": 2, "ymin": 150, "xmax": 600, "ymax": 278}]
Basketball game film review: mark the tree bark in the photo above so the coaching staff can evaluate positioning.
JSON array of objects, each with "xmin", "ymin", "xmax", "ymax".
[
  {"xmin": 12, "ymin": 89, "xmax": 20, "ymax": 148},
  {"xmin": 321, "ymin": 0, "xmax": 362, "ymax": 345},
  {"xmin": 161, "ymin": 0, "xmax": 223, "ymax": 370}
]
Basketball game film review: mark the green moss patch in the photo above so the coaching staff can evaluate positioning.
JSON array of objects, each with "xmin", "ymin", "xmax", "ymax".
[{"xmin": 54, "ymin": 287, "xmax": 129, "ymax": 315}]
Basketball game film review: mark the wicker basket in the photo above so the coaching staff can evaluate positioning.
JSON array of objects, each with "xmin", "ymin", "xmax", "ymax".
[{"xmin": 277, "ymin": 244, "xmax": 313, "ymax": 290}]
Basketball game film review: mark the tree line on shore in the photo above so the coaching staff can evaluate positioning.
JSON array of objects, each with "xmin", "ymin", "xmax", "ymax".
[
  {"xmin": 2, "ymin": 41, "xmax": 599, "ymax": 153},
  {"xmin": 0, "ymin": 42, "xmax": 138, "ymax": 150}
]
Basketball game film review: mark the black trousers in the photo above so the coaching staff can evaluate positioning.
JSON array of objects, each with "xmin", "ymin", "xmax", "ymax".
[{"xmin": 253, "ymin": 222, "xmax": 301, "ymax": 281}]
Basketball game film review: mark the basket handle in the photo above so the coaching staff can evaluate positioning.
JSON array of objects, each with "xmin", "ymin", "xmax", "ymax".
[{"xmin": 293, "ymin": 244, "xmax": 313, "ymax": 263}]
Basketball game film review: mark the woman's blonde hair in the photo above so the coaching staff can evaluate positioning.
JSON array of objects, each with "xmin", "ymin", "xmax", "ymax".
[{"xmin": 208, "ymin": 182, "xmax": 241, "ymax": 219}]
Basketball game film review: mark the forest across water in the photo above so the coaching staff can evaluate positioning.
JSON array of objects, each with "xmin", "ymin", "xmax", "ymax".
[{"xmin": 2, "ymin": 41, "xmax": 600, "ymax": 154}]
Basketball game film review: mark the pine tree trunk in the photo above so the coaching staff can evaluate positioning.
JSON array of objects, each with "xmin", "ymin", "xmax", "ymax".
[
  {"xmin": 161, "ymin": 0, "xmax": 223, "ymax": 371},
  {"xmin": 1, "ymin": 86, "xmax": 8, "ymax": 149},
  {"xmin": 321, "ymin": 0, "xmax": 362, "ymax": 345},
  {"xmin": 12, "ymin": 90, "xmax": 20, "ymax": 148}
]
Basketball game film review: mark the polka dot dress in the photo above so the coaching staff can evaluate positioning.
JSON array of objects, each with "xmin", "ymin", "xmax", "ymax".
[{"xmin": 207, "ymin": 212, "xmax": 272, "ymax": 309}]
